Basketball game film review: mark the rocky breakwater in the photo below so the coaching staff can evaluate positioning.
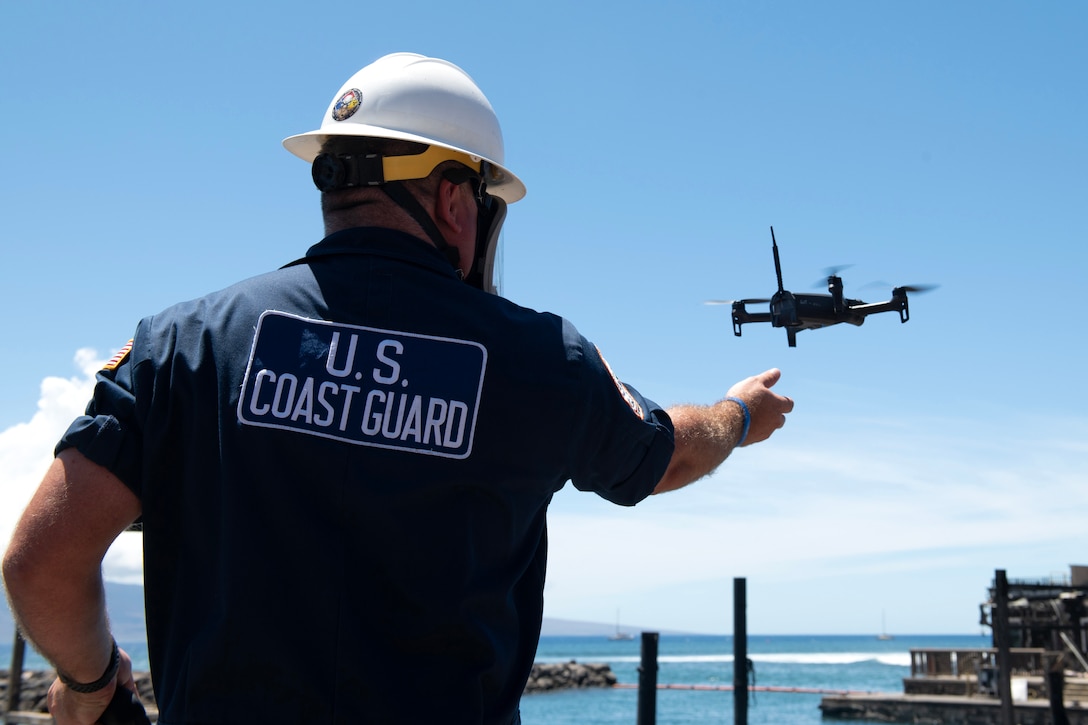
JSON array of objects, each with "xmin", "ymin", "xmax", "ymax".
[
  {"xmin": 2, "ymin": 662, "xmax": 612, "ymax": 715},
  {"xmin": 523, "ymin": 661, "xmax": 617, "ymax": 694}
]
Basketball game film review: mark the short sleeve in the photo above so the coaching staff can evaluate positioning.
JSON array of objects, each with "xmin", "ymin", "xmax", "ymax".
[
  {"xmin": 55, "ymin": 331, "xmax": 147, "ymax": 498},
  {"xmin": 564, "ymin": 330, "xmax": 674, "ymax": 506}
]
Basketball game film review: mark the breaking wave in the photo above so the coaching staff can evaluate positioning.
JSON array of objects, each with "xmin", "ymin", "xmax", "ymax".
[{"xmin": 601, "ymin": 652, "xmax": 910, "ymax": 667}]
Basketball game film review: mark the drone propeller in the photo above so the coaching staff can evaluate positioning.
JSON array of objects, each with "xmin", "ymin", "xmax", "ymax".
[
  {"xmin": 704, "ymin": 298, "xmax": 770, "ymax": 306},
  {"xmin": 895, "ymin": 284, "xmax": 939, "ymax": 294},
  {"xmin": 862, "ymin": 281, "xmax": 940, "ymax": 294},
  {"xmin": 812, "ymin": 265, "xmax": 853, "ymax": 288}
]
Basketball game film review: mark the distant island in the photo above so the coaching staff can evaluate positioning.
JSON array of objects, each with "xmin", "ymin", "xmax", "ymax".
[
  {"xmin": 1, "ymin": 583, "xmax": 698, "ymax": 642},
  {"xmin": 539, "ymin": 616, "xmax": 696, "ymax": 637}
]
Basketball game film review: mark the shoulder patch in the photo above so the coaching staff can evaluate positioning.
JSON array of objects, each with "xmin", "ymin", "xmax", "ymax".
[
  {"xmin": 595, "ymin": 346, "xmax": 644, "ymax": 420},
  {"xmin": 103, "ymin": 339, "xmax": 134, "ymax": 371}
]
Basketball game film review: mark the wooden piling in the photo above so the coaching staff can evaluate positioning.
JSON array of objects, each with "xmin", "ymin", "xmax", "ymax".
[
  {"xmin": 995, "ymin": 569, "xmax": 1014, "ymax": 725},
  {"xmin": 734, "ymin": 577, "xmax": 748, "ymax": 725},
  {"xmin": 637, "ymin": 631, "xmax": 659, "ymax": 725},
  {"xmin": 7, "ymin": 630, "xmax": 27, "ymax": 715}
]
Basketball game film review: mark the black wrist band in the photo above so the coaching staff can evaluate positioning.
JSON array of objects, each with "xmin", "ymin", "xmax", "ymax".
[{"xmin": 58, "ymin": 638, "xmax": 120, "ymax": 694}]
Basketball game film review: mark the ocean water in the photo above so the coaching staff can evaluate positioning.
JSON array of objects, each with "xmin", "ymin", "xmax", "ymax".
[
  {"xmin": 522, "ymin": 633, "xmax": 991, "ymax": 724},
  {"xmin": 2, "ymin": 633, "xmax": 990, "ymax": 723}
]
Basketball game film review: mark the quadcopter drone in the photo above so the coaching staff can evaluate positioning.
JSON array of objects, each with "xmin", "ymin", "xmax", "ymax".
[{"xmin": 708, "ymin": 227, "xmax": 935, "ymax": 347}]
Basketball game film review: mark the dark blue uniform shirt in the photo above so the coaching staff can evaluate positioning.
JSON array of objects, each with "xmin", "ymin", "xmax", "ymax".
[{"xmin": 58, "ymin": 228, "xmax": 675, "ymax": 725}]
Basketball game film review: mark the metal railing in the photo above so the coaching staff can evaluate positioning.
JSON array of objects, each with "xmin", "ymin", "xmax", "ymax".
[{"xmin": 910, "ymin": 647, "xmax": 1047, "ymax": 679}]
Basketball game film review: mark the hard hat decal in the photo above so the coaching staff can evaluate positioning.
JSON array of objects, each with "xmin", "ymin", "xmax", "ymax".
[{"xmin": 331, "ymin": 88, "xmax": 362, "ymax": 122}]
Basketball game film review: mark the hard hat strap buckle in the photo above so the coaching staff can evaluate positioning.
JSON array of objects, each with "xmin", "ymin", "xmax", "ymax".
[{"xmin": 311, "ymin": 152, "xmax": 385, "ymax": 191}]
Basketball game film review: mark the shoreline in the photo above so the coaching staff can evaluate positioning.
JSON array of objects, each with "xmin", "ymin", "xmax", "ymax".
[{"xmin": 1, "ymin": 662, "xmax": 616, "ymax": 718}]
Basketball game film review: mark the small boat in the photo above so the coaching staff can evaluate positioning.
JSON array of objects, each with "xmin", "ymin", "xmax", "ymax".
[
  {"xmin": 877, "ymin": 610, "xmax": 893, "ymax": 641},
  {"xmin": 608, "ymin": 610, "xmax": 634, "ymax": 641}
]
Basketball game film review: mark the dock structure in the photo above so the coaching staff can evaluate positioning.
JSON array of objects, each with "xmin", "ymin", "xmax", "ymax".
[
  {"xmin": 820, "ymin": 691, "xmax": 1088, "ymax": 724},
  {"xmin": 821, "ymin": 565, "xmax": 1088, "ymax": 724},
  {"xmin": 821, "ymin": 648, "xmax": 1088, "ymax": 724}
]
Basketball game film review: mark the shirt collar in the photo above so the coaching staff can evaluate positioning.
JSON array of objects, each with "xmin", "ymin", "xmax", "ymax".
[{"xmin": 282, "ymin": 227, "xmax": 460, "ymax": 281}]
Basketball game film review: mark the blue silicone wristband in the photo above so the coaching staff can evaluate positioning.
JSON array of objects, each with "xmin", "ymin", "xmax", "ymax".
[{"xmin": 726, "ymin": 397, "xmax": 751, "ymax": 446}]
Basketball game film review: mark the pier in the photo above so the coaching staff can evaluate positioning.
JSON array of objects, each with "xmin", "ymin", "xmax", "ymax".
[
  {"xmin": 821, "ymin": 691, "xmax": 1088, "ymax": 724},
  {"xmin": 821, "ymin": 566, "xmax": 1088, "ymax": 724}
]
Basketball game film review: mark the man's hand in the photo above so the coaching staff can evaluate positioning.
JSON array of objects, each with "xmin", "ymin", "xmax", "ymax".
[
  {"xmin": 48, "ymin": 677, "xmax": 114, "ymax": 725},
  {"xmin": 47, "ymin": 647, "xmax": 138, "ymax": 725},
  {"xmin": 725, "ymin": 368, "xmax": 794, "ymax": 446},
  {"xmin": 654, "ymin": 368, "xmax": 794, "ymax": 493}
]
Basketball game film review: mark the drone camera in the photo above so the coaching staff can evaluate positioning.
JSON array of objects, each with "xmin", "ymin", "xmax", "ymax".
[{"xmin": 770, "ymin": 292, "xmax": 799, "ymax": 328}]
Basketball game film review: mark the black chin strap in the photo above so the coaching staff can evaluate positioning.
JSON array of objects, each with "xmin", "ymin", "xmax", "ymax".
[{"xmin": 379, "ymin": 181, "xmax": 463, "ymax": 277}]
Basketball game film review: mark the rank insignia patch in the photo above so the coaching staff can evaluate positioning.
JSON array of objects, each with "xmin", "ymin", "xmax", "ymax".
[
  {"xmin": 595, "ymin": 346, "xmax": 644, "ymax": 420},
  {"xmin": 103, "ymin": 339, "xmax": 133, "ymax": 371}
]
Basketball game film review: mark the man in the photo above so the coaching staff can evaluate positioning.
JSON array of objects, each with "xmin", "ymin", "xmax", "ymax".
[{"xmin": 3, "ymin": 53, "xmax": 793, "ymax": 724}]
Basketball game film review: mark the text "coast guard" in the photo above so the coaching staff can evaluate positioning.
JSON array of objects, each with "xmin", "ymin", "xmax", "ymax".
[{"xmin": 238, "ymin": 311, "xmax": 487, "ymax": 459}]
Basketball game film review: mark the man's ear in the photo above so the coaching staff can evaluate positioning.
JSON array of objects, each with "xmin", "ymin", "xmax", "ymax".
[{"xmin": 434, "ymin": 178, "xmax": 467, "ymax": 235}]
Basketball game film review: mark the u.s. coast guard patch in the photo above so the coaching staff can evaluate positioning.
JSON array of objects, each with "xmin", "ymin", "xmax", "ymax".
[
  {"xmin": 238, "ymin": 311, "xmax": 487, "ymax": 459},
  {"xmin": 595, "ymin": 346, "xmax": 644, "ymax": 420}
]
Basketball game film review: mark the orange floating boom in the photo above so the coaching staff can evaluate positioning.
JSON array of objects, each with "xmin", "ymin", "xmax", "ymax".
[{"xmin": 614, "ymin": 683, "xmax": 875, "ymax": 695}]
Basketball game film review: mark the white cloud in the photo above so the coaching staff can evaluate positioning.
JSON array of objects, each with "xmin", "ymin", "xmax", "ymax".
[{"xmin": 1, "ymin": 348, "xmax": 143, "ymax": 585}]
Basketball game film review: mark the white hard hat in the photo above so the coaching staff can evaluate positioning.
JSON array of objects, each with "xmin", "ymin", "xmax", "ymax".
[{"xmin": 283, "ymin": 52, "xmax": 525, "ymax": 204}]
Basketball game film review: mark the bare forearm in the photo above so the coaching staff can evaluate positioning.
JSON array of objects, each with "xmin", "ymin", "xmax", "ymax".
[
  {"xmin": 3, "ymin": 556, "xmax": 113, "ymax": 681},
  {"xmin": 653, "ymin": 399, "xmax": 743, "ymax": 493},
  {"xmin": 2, "ymin": 450, "xmax": 140, "ymax": 681},
  {"xmin": 653, "ymin": 369, "xmax": 794, "ymax": 494}
]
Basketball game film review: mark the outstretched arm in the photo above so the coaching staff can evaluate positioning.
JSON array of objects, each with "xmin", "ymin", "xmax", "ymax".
[
  {"xmin": 653, "ymin": 368, "xmax": 793, "ymax": 494},
  {"xmin": 2, "ymin": 448, "xmax": 142, "ymax": 724}
]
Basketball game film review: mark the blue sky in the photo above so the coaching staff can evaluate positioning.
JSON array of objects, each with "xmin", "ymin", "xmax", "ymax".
[{"xmin": 2, "ymin": 1, "xmax": 1085, "ymax": 636}]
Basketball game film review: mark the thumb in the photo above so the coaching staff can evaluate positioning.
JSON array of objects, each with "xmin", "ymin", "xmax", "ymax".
[{"xmin": 757, "ymin": 368, "xmax": 782, "ymax": 388}]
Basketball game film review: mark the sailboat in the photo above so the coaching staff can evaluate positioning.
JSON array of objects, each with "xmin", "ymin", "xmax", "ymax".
[
  {"xmin": 877, "ymin": 610, "xmax": 894, "ymax": 641},
  {"xmin": 608, "ymin": 610, "xmax": 634, "ymax": 641}
]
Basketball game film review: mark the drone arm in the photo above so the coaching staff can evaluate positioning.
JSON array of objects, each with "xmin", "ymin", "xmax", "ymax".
[
  {"xmin": 731, "ymin": 305, "xmax": 772, "ymax": 336},
  {"xmin": 848, "ymin": 296, "xmax": 910, "ymax": 323}
]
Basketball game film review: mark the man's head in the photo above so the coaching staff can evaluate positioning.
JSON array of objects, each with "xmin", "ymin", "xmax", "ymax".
[
  {"xmin": 315, "ymin": 137, "xmax": 491, "ymax": 283},
  {"xmin": 284, "ymin": 53, "xmax": 524, "ymax": 293}
]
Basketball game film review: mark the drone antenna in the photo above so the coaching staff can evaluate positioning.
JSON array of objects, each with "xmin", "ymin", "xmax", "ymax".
[{"xmin": 770, "ymin": 226, "xmax": 785, "ymax": 294}]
